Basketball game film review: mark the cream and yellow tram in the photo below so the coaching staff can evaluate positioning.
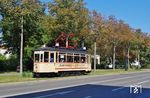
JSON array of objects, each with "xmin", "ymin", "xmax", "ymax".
[{"xmin": 33, "ymin": 47, "xmax": 91, "ymax": 76}]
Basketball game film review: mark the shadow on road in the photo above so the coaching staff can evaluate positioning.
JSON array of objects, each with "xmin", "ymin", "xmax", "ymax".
[{"xmin": 7, "ymin": 84, "xmax": 150, "ymax": 98}]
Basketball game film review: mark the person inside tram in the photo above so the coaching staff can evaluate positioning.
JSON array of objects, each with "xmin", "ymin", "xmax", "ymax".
[
  {"xmin": 50, "ymin": 57, "xmax": 54, "ymax": 62},
  {"xmin": 81, "ymin": 57, "xmax": 85, "ymax": 63}
]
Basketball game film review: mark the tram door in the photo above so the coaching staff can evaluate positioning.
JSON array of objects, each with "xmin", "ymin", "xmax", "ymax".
[
  {"xmin": 48, "ymin": 51, "xmax": 57, "ymax": 72},
  {"xmin": 34, "ymin": 51, "xmax": 44, "ymax": 73}
]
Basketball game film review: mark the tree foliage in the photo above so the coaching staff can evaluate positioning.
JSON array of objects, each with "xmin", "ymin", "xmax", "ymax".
[
  {"xmin": 45, "ymin": 0, "xmax": 90, "ymax": 46},
  {"xmin": 0, "ymin": 0, "xmax": 150, "ymax": 71},
  {"xmin": 0, "ymin": 0, "xmax": 45, "ymax": 69}
]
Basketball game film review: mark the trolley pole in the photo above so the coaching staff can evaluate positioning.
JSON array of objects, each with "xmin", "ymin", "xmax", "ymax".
[
  {"xmin": 20, "ymin": 16, "xmax": 23, "ymax": 76},
  {"xmin": 94, "ymin": 41, "xmax": 96, "ymax": 72}
]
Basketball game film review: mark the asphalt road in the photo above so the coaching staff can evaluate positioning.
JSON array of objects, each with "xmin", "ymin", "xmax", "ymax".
[{"xmin": 1, "ymin": 71, "xmax": 150, "ymax": 98}]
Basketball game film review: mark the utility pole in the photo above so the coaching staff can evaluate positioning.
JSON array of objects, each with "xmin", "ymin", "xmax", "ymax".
[
  {"xmin": 94, "ymin": 40, "xmax": 97, "ymax": 72},
  {"xmin": 113, "ymin": 44, "xmax": 116, "ymax": 70},
  {"xmin": 20, "ymin": 16, "xmax": 23, "ymax": 75},
  {"xmin": 66, "ymin": 36, "xmax": 68, "ymax": 48}
]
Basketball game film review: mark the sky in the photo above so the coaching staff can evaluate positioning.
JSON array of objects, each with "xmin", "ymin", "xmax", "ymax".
[{"xmin": 84, "ymin": 0, "xmax": 150, "ymax": 33}]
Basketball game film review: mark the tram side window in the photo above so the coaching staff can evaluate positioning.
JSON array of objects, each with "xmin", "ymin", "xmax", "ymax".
[
  {"xmin": 67, "ymin": 55, "xmax": 73, "ymax": 62},
  {"xmin": 50, "ymin": 53, "xmax": 54, "ymax": 62},
  {"xmin": 44, "ymin": 52, "xmax": 49, "ymax": 62},
  {"xmin": 74, "ymin": 56, "xmax": 80, "ymax": 63},
  {"xmin": 59, "ymin": 54, "xmax": 66, "ymax": 62},
  {"xmin": 56, "ymin": 53, "xmax": 59, "ymax": 62},
  {"xmin": 81, "ymin": 57, "xmax": 85, "ymax": 63},
  {"xmin": 35, "ymin": 54, "xmax": 39, "ymax": 62}
]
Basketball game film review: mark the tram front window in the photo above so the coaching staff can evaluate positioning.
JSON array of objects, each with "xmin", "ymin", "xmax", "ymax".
[
  {"xmin": 40, "ymin": 54, "xmax": 43, "ymax": 62},
  {"xmin": 35, "ymin": 54, "xmax": 39, "ymax": 62}
]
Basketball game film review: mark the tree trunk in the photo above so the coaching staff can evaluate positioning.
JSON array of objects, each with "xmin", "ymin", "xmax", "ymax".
[
  {"xmin": 125, "ymin": 47, "xmax": 130, "ymax": 71},
  {"xmin": 94, "ymin": 41, "xmax": 97, "ymax": 72},
  {"xmin": 137, "ymin": 51, "xmax": 140, "ymax": 64},
  {"xmin": 99, "ymin": 55, "xmax": 101, "ymax": 64},
  {"xmin": 137, "ymin": 46, "xmax": 140, "ymax": 66},
  {"xmin": 137, "ymin": 49, "xmax": 140, "ymax": 69},
  {"xmin": 113, "ymin": 44, "xmax": 116, "ymax": 70}
]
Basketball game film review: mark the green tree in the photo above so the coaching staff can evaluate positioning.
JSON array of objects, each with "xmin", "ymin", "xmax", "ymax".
[
  {"xmin": 120, "ymin": 23, "xmax": 136, "ymax": 70},
  {"xmin": 105, "ymin": 16, "xmax": 122, "ymax": 70},
  {"xmin": 88, "ymin": 11, "xmax": 106, "ymax": 69},
  {"xmin": 140, "ymin": 33, "xmax": 150, "ymax": 66},
  {"xmin": 45, "ymin": 0, "xmax": 90, "ymax": 46},
  {"xmin": 0, "ymin": 0, "xmax": 45, "ymax": 70}
]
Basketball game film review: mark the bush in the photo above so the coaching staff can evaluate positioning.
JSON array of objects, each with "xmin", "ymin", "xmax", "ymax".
[
  {"xmin": 0, "ymin": 54, "xmax": 18, "ymax": 72},
  {"xmin": 0, "ymin": 54, "xmax": 7, "ymax": 72},
  {"xmin": 23, "ymin": 57, "xmax": 33, "ymax": 71},
  {"xmin": 0, "ymin": 53, "xmax": 33, "ymax": 72},
  {"xmin": 130, "ymin": 65, "xmax": 141, "ymax": 70},
  {"xmin": 22, "ymin": 71, "xmax": 33, "ymax": 78},
  {"xmin": 116, "ymin": 64, "xmax": 125, "ymax": 69},
  {"xmin": 142, "ymin": 64, "xmax": 150, "ymax": 69}
]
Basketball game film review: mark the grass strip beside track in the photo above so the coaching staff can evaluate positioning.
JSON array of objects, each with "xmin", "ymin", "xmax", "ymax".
[{"xmin": 0, "ymin": 69, "xmax": 146, "ymax": 84}]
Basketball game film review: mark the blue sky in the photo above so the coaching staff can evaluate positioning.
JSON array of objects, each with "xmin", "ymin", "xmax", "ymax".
[
  {"xmin": 84, "ymin": 0, "xmax": 150, "ymax": 33},
  {"xmin": 41, "ymin": 0, "xmax": 150, "ymax": 33}
]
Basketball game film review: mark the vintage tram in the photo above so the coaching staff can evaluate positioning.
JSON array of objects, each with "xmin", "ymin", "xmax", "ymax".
[{"xmin": 33, "ymin": 47, "xmax": 91, "ymax": 76}]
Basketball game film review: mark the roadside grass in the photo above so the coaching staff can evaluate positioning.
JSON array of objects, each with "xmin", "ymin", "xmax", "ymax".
[
  {"xmin": 0, "ymin": 69, "xmax": 143, "ymax": 84},
  {"xmin": 89, "ymin": 69, "xmax": 142, "ymax": 75},
  {"xmin": 0, "ymin": 75, "xmax": 36, "ymax": 83},
  {"xmin": 0, "ymin": 72, "xmax": 19, "ymax": 74},
  {"xmin": 0, "ymin": 72, "xmax": 46, "ymax": 83}
]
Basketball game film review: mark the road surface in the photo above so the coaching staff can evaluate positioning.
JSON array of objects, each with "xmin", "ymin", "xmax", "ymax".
[{"xmin": 1, "ymin": 71, "xmax": 150, "ymax": 98}]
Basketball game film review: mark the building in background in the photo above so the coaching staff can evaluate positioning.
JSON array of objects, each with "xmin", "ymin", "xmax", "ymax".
[{"xmin": 0, "ymin": 28, "xmax": 11, "ymax": 58}]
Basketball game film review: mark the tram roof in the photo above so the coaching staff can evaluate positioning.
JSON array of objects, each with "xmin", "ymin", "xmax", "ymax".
[{"xmin": 34, "ymin": 47, "xmax": 87, "ymax": 54}]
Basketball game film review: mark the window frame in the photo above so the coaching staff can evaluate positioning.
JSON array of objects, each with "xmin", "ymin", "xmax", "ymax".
[
  {"xmin": 66, "ymin": 53, "xmax": 74, "ymax": 63},
  {"xmin": 59, "ymin": 52, "xmax": 66, "ymax": 63},
  {"xmin": 50, "ymin": 52, "xmax": 54, "ymax": 63},
  {"xmin": 34, "ymin": 53, "xmax": 40, "ymax": 63},
  {"xmin": 74, "ymin": 54, "xmax": 80, "ymax": 63},
  {"xmin": 43, "ymin": 51, "xmax": 49, "ymax": 63}
]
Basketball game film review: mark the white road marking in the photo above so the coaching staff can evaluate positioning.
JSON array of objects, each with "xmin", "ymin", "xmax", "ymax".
[
  {"xmin": 34, "ymin": 93, "xmax": 57, "ymax": 98},
  {"xmin": 112, "ymin": 87, "xmax": 125, "ymax": 92},
  {"xmin": 84, "ymin": 96, "xmax": 92, "ymax": 98},
  {"xmin": 57, "ymin": 90, "xmax": 74, "ymax": 95},
  {"xmin": 112, "ymin": 77, "xmax": 150, "ymax": 92},
  {"xmin": 137, "ymin": 80, "xmax": 149, "ymax": 85},
  {"xmin": 111, "ymin": 75, "xmax": 150, "ymax": 86},
  {"xmin": 34, "ymin": 90, "xmax": 74, "ymax": 98},
  {"xmin": 90, "ymin": 74, "xmax": 150, "ymax": 84}
]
